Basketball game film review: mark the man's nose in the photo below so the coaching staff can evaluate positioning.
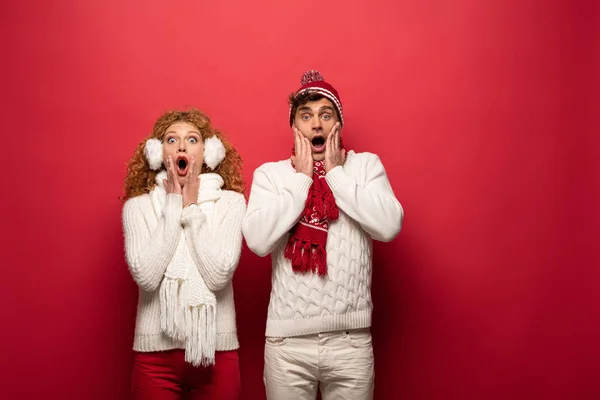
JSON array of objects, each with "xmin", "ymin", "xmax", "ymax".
[{"xmin": 311, "ymin": 116, "xmax": 322, "ymax": 130}]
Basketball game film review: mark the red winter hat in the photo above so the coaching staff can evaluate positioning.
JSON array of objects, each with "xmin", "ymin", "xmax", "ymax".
[{"xmin": 289, "ymin": 70, "xmax": 344, "ymax": 127}]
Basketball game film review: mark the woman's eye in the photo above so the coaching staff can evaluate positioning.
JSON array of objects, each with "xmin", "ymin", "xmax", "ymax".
[
  {"xmin": 189, "ymin": 137, "xmax": 198, "ymax": 144},
  {"xmin": 167, "ymin": 137, "xmax": 176, "ymax": 144}
]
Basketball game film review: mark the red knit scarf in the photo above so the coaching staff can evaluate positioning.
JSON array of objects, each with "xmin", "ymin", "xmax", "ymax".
[{"xmin": 284, "ymin": 159, "xmax": 340, "ymax": 276}]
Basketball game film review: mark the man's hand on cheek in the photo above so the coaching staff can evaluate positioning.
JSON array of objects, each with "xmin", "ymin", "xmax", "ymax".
[
  {"xmin": 324, "ymin": 123, "xmax": 346, "ymax": 173},
  {"xmin": 291, "ymin": 126, "xmax": 314, "ymax": 178}
]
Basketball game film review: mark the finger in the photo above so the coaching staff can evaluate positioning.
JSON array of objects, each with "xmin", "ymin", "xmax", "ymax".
[
  {"xmin": 341, "ymin": 148, "xmax": 347, "ymax": 161},
  {"xmin": 187, "ymin": 157, "xmax": 196, "ymax": 180},
  {"xmin": 166, "ymin": 157, "xmax": 172, "ymax": 180},
  {"xmin": 295, "ymin": 130, "xmax": 304, "ymax": 159},
  {"xmin": 334, "ymin": 124, "xmax": 340, "ymax": 150},
  {"xmin": 163, "ymin": 179, "xmax": 168, "ymax": 189},
  {"xmin": 294, "ymin": 132, "xmax": 300, "ymax": 156},
  {"xmin": 326, "ymin": 131, "xmax": 333, "ymax": 153},
  {"xmin": 293, "ymin": 128, "xmax": 300, "ymax": 153},
  {"xmin": 193, "ymin": 157, "xmax": 200, "ymax": 181},
  {"xmin": 303, "ymin": 137, "xmax": 311, "ymax": 161},
  {"xmin": 297, "ymin": 131, "xmax": 305, "ymax": 155},
  {"xmin": 167, "ymin": 156, "xmax": 176, "ymax": 180},
  {"xmin": 195, "ymin": 157, "xmax": 201, "ymax": 179},
  {"xmin": 301, "ymin": 133, "xmax": 309, "ymax": 159},
  {"xmin": 329, "ymin": 122, "xmax": 338, "ymax": 137}
]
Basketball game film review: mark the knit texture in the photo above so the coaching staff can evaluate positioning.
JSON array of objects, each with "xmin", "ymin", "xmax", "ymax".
[
  {"xmin": 243, "ymin": 151, "xmax": 403, "ymax": 337},
  {"xmin": 157, "ymin": 171, "xmax": 218, "ymax": 366},
  {"xmin": 123, "ymin": 172, "xmax": 245, "ymax": 354}
]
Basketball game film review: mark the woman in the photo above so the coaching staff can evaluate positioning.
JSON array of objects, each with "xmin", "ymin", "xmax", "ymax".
[{"xmin": 122, "ymin": 109, "xmax": 245, "ymax": 399}]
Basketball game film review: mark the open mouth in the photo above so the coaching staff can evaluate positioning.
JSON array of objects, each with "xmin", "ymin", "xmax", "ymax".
[
  {"xmin": 176, "ymin": 156, "xmax": 189, "ymax": 176},
  {"xmin": 311, "ymin": 135, "xmax": 326, "ymax": 151}
]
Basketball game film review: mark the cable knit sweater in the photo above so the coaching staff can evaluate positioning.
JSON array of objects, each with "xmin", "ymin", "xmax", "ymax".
[
  {"xmin": 122, "ymin": 171, "xmax": 245, "ymax": 352},
  {"xmin": 242, "ymin": 151, "xmax": 403, "ymax": 337}
]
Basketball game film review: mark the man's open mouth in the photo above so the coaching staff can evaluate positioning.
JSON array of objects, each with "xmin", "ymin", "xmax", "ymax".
[
  {"xmin": 311, "ymin": 135, "xmax": 325, "ymax": 151},
  {"xmin": 176, "ymin": 156, "xmax": 189, "ymax": 176}
]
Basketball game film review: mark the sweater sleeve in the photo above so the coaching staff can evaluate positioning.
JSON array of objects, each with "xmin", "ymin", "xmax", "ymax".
[
  {"xmin": 242, "ymin": 164, "xmax": 313, "ymax": 257},
  {"xmin": 181, "ymin": 192, "xmax": 246, "ymax": 292},
  {"xmin": 122, "ymin": 194, "xmax": 183, "ymax": 291},
  {"xmin": 325, "ymin": 154, "xmax": 403, "ymax": 242}
]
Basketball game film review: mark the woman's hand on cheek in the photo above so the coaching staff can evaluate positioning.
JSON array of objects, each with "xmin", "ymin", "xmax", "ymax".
[
  {"xmin": 182, "ymin": 156, "xmax": 200, "ymax": 207},
  {"xmin": 163, "ymin": 156, "xmax": 183, "ymax": 196}
]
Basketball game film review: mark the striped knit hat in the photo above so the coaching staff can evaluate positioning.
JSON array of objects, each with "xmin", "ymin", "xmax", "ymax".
[{"xmin": 289, "ymin": 70, "xmax": 344, "ymax": 126}]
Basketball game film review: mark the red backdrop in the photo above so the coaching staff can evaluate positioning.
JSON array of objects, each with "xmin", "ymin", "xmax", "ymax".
[{"xmin": 3, "ymin": 0, "xmax": 599, "ymax": 398}]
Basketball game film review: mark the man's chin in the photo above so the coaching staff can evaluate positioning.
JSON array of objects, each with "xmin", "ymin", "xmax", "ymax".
[{"xmin": 312, "ymin": 153, "xmax": 325, "ymax": 162}]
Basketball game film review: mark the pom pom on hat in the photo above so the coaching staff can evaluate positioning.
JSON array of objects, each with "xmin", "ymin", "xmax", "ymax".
[{"xmin": 301, "ymin": 70, "xmax": 325, "ymax": 86}]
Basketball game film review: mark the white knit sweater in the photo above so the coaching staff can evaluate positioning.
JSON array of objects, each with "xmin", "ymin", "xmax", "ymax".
[
  {"xmin": 242, "ymin": 151, "xmax": 403, "ymax": 337},
  {"xmin": 122, "ymin": 172, "xmax": 245, "ymax": 352}
]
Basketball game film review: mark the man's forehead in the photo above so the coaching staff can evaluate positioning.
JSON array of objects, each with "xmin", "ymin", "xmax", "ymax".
[{"xmin": 299, "ymin": 98, "xmax": 336, "ymax": 111}]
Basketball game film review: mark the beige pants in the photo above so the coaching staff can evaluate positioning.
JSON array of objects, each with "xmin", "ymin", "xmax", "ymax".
[{"xmin": 264, "ymin": 328, "xmax": 374, "ymax": 400}]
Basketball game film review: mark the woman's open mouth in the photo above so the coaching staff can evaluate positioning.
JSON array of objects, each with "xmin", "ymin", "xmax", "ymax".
[
  {"xmin": 176, "ymin": 156, "xmax": 189, "ymax": 176},
  {"xmin": 311, "ymin": 135, "xmax": 326, "ymax": 152}
]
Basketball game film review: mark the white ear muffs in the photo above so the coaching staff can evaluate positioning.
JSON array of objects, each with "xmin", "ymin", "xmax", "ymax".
[
  {"xmin": 203, "ymin": 136, "xmax": 226, "ymax": 170},
  {"xmin": 144, "ymin": 138, "xmax": 163, "ymax": 170}
]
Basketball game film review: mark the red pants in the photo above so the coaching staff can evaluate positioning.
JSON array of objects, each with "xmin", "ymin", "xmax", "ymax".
[{"xmin": 131, "ymin": 349, "xmax": 240, "ymax": 400}]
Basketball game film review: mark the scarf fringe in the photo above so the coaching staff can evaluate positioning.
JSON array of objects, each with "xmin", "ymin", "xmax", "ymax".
[
  {"xmin": 312, "ymin": 244, "xmax": 327, "ymax": 275},
  {"xmin": 160, "ymin": 278, "xmax": 216, "ymax": 366},
  {"xmin": 185, "ymin": 304, "xmax": 216, "ymax": 367},
  {"xmin": 160, "ymin": 278, "xmax": 186, "ymax": 341},
  {"xmin": 284, "ymin": 237, "xmax": 327, "ymax": 276}
]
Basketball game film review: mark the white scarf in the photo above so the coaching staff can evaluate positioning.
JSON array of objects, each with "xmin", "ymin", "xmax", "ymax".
[{"xmin": 151, "ymin": 170, "xmax": 224, "ymax": 366}]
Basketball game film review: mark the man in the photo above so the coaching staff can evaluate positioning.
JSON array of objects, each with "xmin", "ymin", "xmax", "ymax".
[{"xmin": 242, "ymin": 70, "xmax": 403, "ymax": 399}]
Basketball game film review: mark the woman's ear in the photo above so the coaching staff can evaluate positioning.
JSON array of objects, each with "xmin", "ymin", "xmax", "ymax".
[
  {"xmin": 203, "ymin": 136, "xmax": 226, "ymax": 170},
  {"xmin": 144, "ymin": 138, "xmax": 163, "ymax": 170}
]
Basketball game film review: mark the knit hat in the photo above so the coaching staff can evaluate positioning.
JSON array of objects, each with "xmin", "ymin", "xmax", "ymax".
[{"xmin": 289, "ymin": 70, "xmax": 344, "ymax": 126}]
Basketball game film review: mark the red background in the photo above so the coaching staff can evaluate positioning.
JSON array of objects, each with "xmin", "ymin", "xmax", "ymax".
[{"xmin": 2, "ymin": 0, "xmax": 599, "ymax": 398}]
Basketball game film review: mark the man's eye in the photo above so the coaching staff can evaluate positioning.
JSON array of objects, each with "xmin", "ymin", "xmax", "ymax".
[
  {"xmin": 302, "ymin": 115, "xmax": 310, "ymax": 120},
  {"xmin": 322, "ymin": 114, "xmax": 331, "ymax": 120}
]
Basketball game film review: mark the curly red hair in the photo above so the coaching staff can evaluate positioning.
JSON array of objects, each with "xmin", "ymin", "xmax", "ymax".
[{"xmin": 122, "ymin": 109, "xmax": 244, "ymax": 201}]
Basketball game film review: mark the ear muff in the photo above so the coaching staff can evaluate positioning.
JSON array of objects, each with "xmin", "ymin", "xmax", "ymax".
[
  {"xmin": 203, "ymin": 136, "xmax": 226, "ymax": 170},
  {"xmin": 144, "ymin": 138, "xmax": 163, "ymax": 170}
]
